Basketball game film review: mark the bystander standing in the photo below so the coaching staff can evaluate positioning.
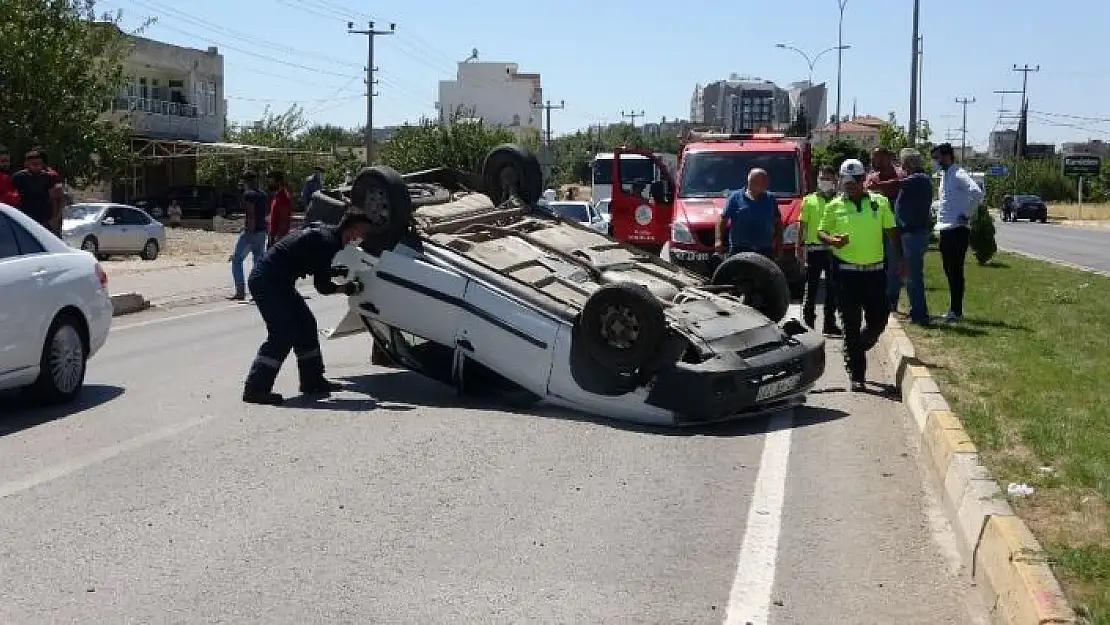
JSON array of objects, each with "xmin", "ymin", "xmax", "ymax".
[
  {"xmin": 229, "ymin": 172, "xmax": 270, "ymax": 301},
  {"xmin": 0, "ymin": 149, "xmax": 19, "ymax": 206},
  {"xmin": 10, "ymin": 150, "xmax": 63, "ymax": 235},
  {"xmin": 167, "ymin": 200, "xmax": 182, "ymax": 227},
  {"xmin": 301, "ymin": 166, "xmax": 324, "ymax": 209},
  {"xmin": 798, "ymin": 165, "xmax": 842, "ymax": 336},
  {"xmin": 864, "ymin": 147, "xmax": 905, "ymax": 309},
  {"xmin": 890, "ymin": 148, "xmax": 934, "ymax": 325},
  {"xmin": 714, "ymin": 168, "xmax": 778, "ymax": 260},
  {"xmin": 931, "ymin": 142, "xmax": 984, "ymax": 323},
  {"xmin": 266, "ymin": 170, "xmax": 293, "ymax": 248}
]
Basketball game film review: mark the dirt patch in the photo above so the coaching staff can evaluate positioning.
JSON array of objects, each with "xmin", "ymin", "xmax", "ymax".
[{"xmin": 101, "ymin": 228, "xmax": 236, "ymax": 276}]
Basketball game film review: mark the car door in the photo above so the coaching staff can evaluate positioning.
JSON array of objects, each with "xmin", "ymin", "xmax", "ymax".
[
  {"xmin": 365, "ymin": 248, "xmax": 469, "ymax": 348},
  {"xmin": 97, "ymin": 205, "xmax": 129, "ymax": 251},
  {"xmin": 0, "ymin": 212, "xmax": 50, "ymax": 383},
  {"xmin": 113, "ymin": 206, "xmax": 150, "ymax": 252},
  {"xmin": 455, "ymin": 280, "xmax": 560, "ymax": 397}
]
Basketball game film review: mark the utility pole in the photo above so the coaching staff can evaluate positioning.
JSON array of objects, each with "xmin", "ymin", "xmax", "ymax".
[
  {"xmin": 532, "ymin": 100, "xmax": 564, "ymax": 146},
  {"xmin": 347, "ymin": 20, "xmax": 395, "ymax": 164},
  {"xmin": 955, "ymin": 97, "xmax": 975, "ymax": 162},
  {"xmin": 621, "ymin": 109, "xmax": 645, "ymax": 128},
  {"xmin": 907, "ymin": 0, "xmax": 921, "ymax": 145},
  {"xmin": 1012, "ymin": 64, "xmax": 1040, "ymax": 158},
  {"xmin": 835, "ymin": 0, "xmax": 849, "ymax": 137}
]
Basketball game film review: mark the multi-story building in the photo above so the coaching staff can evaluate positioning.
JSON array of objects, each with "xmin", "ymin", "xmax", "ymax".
[
  {"xmin": 105, "ymin": 34, "xmax": 226, "ymax": 143},
  {"xmin": 640, "ymin": 117, "xmax": 692, "ymax": 137},
  {"xmin": 786, "ymin": 81, "xmax": 828, "ymax": 132},
  {"xmin": 988, "ymin": 129, "xmax": 1019, "ymax": 158},
  {"xmin": 810, "ymin": 114, "xmax": 884, "ymax": 148},
  {"xmin": 1062, "ymin": 140, "xmax": 1110, "ymax": 156},
  {"xmin": 689, "ymin": 75, "xmax": 792, "ymax": 132},
  {"xmin": 436, "ymin": 60, "xmax": 541, "ymax": 135}
]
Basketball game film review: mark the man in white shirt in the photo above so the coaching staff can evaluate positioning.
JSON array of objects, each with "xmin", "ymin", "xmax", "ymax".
[{"xmin": 930, "ymin": 143, "xmax": 984, "ymax": 322}]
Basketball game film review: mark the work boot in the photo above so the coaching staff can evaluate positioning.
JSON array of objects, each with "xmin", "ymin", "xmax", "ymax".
[
  {"xmin": 227, "ymin": 292, "xmax": 246, "ymax": 301},
  {"xmin": 243, "ymin": 388, "xmax": 283, "ymax": 405},
  {"xmin": 849, "ymin": 380, "xmax": 867, "ymax": 393},
  {"xmin": 823, "ymin": 323, "xmax": 843, "ymax": 337},
  {"xmin": 803, "ymin": 311, "xmax": 817, "ymax": 330},
  {"xmin": 300, "ymin": 377, "xmax": 343, "ymax": 396}
]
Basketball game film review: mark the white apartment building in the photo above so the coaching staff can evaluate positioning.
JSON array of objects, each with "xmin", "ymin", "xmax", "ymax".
[
  {"xmin": 436, "ymin": 61, "xmax": 541, "ymax": 133},
  {"xmin": 105, "ymin": 34, "xmax": 226, "ymax": 143}
]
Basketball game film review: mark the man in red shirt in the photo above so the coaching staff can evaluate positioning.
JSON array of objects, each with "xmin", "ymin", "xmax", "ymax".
[
  {"xmin": 0, "ymin": 150, "xmax": 19, "ymax": 206},
  {"xmin": 864, "ymin": 147, "xmax": 907, "ymax": 311},
  {"xmin": 266, "ymin": 170, "xmax": 293, "ymax": 248}
]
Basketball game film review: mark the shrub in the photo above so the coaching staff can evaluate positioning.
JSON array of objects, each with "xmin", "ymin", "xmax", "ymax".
[{"xmin": 969, "ymin": 202, "xmax": 997, "ymax": 264}]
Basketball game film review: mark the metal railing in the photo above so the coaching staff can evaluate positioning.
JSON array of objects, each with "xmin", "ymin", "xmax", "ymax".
[{"xmin": 114, "ymin": 96, "xmax": 199, "ymax": 118}]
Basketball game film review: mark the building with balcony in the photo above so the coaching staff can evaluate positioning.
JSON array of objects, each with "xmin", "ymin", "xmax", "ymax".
[
  {"xmin": 436, "ymin": 60, "xmax": 541, "ymax": 136},
  {"xmin": 689, "ymin": 75, "xmax": 792, "ymax": 132},
  {"xmin": 104, "ymin": 34, "xmax": 226, "ymax": 143}
]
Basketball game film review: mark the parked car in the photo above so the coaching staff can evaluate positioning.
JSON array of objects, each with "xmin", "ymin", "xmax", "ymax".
[
  {"xmin": 594, "ymin": 198, "xmax": 612, "ymax": 232},
  {"xmin": 1002, "ymin": 194, "xmax": 1048, "ymax": 223},
  {"xmin": 321, "ymin": 145, "xmax": 826, "ymax": 427},
  {"xmin": 0, "ymin": 203, "xmax": 113, "ymax": 404},
  {"xmin": 545, "ymin": 200, "xmax": 609, "ymax": 233},
  {"xmin": 61, "ymin": 202, "xmax": 166, "ymax": 260}
]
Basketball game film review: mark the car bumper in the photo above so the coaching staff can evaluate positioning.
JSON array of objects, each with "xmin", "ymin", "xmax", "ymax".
[
  {"xmin": 88, "ymin": 291, "xmax": 113, "ymax": 358},
  {"xmin": 645, "ymin": 329, "xmax": 826, "ymax": 425},
  {"xmin": 667, "ymin": 246, "xmax": 718, "ymax": 276}
]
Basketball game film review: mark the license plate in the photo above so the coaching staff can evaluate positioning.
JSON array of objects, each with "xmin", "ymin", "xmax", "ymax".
[
  {"xmin": 756, "ymin": 373, "xmax": 802, "ymax": 401},
  {"xmin": 672, "ymin": 249, "xmax": 710, "ymax": 261}
]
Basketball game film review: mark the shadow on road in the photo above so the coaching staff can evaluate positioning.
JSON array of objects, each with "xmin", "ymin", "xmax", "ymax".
[
  {"xmin": 317, "ymin": 370, "xmax": 850, "ymax": 438},
  {"xmin": 0, "ymin": 385, "xmax": 126, "ymax": 437}
]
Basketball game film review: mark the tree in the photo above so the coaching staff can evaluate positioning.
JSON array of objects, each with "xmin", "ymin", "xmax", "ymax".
[
  {"xmin": 0, "ymin": 0, "xmax": 140, "ymax": 185},
  {"xmin": 969, "ymin": 202, "xmax": 997, "ymax": 265},
  {"xmin": 813, "ymin": 136, "xmax": 870, "ymax": 171},
  {"xmin": 377, "ymin": 117, "xmax": 517, "ymax": 175},
  {"xmin": 879, "ymin": 112, "xmax": 909, "ymax": 154}
]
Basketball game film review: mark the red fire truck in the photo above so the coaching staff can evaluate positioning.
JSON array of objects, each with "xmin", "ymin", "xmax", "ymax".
[
  {"xmin": 603, "ymin": 147, "xmax": 678, "ymax": 256},
  {"xmin": 662, "ymin": 131, "xmax": 814, "ymax": 295}
]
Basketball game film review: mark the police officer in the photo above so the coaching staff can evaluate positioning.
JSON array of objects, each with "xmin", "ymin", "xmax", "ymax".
[
  {"xmin": 242, "ymin": 211, "xmax": 375, "ymax": 405},
  {"xmin": 798, "ymin": 165, "xmax": 842, "ymax": 336},
  {"xmin": 818, "ymin": 159, "xmax": 903, "ymax": 392}
]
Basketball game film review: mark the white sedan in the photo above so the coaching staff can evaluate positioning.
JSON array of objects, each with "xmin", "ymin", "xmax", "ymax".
[
  {"xmin": 546, "ymin": 200, "xmax": 609, "ymax": 234},
  {"xmin": 0, "ymin": 203, "xmax": 113, "ymax": 404},
  {"xmin": 61, "ymin": 202, "xmax": 166, "ymax": 261}
]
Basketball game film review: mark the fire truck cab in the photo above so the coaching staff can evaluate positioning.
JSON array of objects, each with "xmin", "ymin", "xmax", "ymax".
[
  {"xmin": 663, "ymin": 131, "xmax": 813, "ymax": 295},
  {"xmin": 604, "ymin": 147, "xmax": 677, "ymax": 256}
]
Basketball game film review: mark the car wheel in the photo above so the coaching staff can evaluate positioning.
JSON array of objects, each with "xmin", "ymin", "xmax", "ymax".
[
  {"xmin": 140, "ymin": 238, "xmax": 160, "ymax": 260},
  {"xmin": 711, "ymin": 252, "xmax": 791, "ymax": 322},
  {"xmin": 31, "ymin": 313, "xmax": 87, "ymax": 404},
  {"xmin": 482, "ymin": 144, "xmax": 543, "ymax": 206},
  {"xmin": 81, "ymin": 235, "xmax": 99, "ymax": 256},
  {"xmin": 350, "ymin": 166, "xmax": 414, "ymax": 255},
  {"xmin": 578, "ymin": 282, "xmax": 665, "ymax": 373},
  {"xmin": 1040, "ymin": 215, "xmax": 1048, "ymax": 223},
  {"xmin": 370, "ymin": 340, "xmax": 398, "ymax": 367}
]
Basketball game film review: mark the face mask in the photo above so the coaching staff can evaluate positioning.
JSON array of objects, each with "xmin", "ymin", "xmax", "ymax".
[
  {"xmin": 932, "ymin": 159, "xmax": 943, "ymax": 171},
  {"xmin": 817, "ymin": 180, "xmax": 836, "ymax": 193}
]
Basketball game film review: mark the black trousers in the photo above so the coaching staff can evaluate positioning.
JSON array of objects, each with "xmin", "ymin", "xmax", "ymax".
[
  {"xmin": 802, "ymin": 248, "xmax": 837, "ymax": 329},
  {"xmin": 244, "ymin": 275, "xmax": 325, "ymax": 392},
  {"xmin": 835, "ymin": 268, "xmax": 889, "ymax": 383},
  {"xmin": 938, "ymin": 227, "xmax": 970, "ymax": 316}
]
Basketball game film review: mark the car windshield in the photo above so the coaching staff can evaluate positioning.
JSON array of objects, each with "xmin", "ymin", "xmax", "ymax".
[
  {"xmin": 64, "ymin": 204, "xmax": 103, "ymax": 220},
  {"xmin": 592, "ymin": 157, "xmax": 656, "ymax": 186},
  {"xmin": 549, "ymin": 202, "xmax": 590, "ymax": 222},
  {"xmin": 678, "ymin": 151, "xmax": 800, "ymax": 198},
  {"xmin": 1015, "ymin": 195, "xmax": 1042, "ymax": 203}
]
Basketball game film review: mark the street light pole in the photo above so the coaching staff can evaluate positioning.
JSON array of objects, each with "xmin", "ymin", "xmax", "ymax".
[
  {"xmin": 908, "ymin": 0, "xmax": 921, "ymax": 145},
  {"xmin": 835, "ymin": 0, "xmax": 848, "ymax": 137},
  {"xmin": 775, "ymin": 43, "xmax": 851, "ymax": 128}
]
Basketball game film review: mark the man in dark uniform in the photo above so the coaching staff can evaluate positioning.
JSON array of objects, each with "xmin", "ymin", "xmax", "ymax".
[{"xmin": 242, "ymin": 211, "xmax": 375, "ymax": 405}]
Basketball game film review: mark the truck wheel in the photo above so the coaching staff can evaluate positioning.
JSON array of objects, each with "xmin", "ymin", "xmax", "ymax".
[
  {"xmin": 305, "ymin": 190, "xmax": 347, "ymax": 225},
  {"xmin": 711, "ymin": 252, "xmax": 791, "ymax": 322},
  {"xmin": 350, "ymin": 166, "xmax": 413, "ymax": 254},
  {"xmin": 578, "ymin": 282, "xmax": 665, "ymax": 373},
  {"xmin": 483, "ymin": 144, "xmax": 543, "ymax": 206}
]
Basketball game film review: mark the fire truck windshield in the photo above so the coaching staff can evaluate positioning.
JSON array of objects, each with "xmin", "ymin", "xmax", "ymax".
[
  {"xmin": 592, "ymin": 157, "xmax": 656, "ymax": 186},
  {"xmin": 678, "ymin": 151, "xmax": 799, "ymax": 198}
]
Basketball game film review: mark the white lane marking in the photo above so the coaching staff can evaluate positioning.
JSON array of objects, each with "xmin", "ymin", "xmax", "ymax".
[
  {"xmin": 724, "ymin": 410, "xmax": 794, "ymax": 625},
  {"xmin": 0, "ymin": 414, "xmax": 217, "ymax": 500},
  {"xmin": 113, "ymin": 303, "xmax": 245, "ymax": 330}
]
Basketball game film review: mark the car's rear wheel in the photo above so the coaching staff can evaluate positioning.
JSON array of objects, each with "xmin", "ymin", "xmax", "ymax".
[
  {"xmin": 482, "ymin": 144, "xmax": 543, "ymax": 206},
  {"xmin": 711, "ymin": 252, "xmax": 791, "ymax": 322},
  {"xmin": 81, "ymin": 235, "xmax": 99, "ymax": 256},
  {"xmin": 31, "ymin": 313, "xmax": 88, "ymax": 404},
  {"xmin": 140, "ymin": 238, "xmax": 160, "ymax": 260},
  {"xmin": 350, "ymin": 166, "xmax": 414, "ymax": 254},
  {"xmin": 578, "ymin": 282, "xmax": 665, "ymax": 373}
]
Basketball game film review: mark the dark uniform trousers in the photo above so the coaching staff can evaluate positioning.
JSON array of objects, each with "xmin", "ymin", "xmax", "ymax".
[
  {"xmin": 834, "ymin": 263, "xmax": 889, "ymax": 382},
  {"xmin": 802, "ymin": 246, "xmax": 837, "ymax": 329},
  {"xmin": 244, "ymin": 273, "xmax": 326, "ymax": 392}
]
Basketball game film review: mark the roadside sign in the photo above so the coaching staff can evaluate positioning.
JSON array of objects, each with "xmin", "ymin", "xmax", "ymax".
[
  {"xmin": 988, "ymin": 165, "xmax": 1008, "ymax": 176},
  {"xmin": 1063, "ymin": 155, "xmax": 1101, "ymax": 176}
]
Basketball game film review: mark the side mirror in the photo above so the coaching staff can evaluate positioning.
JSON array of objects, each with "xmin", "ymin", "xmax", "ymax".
[
  {"xmin": 650, "ymin": 180, "xmax": 666, "ymax": 203},
  {"xmin": 101, "ymin": 217, "xmax": 115, "ymax": 226}
]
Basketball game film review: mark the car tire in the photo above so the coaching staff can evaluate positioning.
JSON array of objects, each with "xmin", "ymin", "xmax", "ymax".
[
  {"xmin": 370, "ymin": 340, "xmax": 398, "ymax": 367},
  {"xmin": 711, "ymin": 252, "xmax": 791, "ymax": 322},
  {"xmin": 350, "ymin": 166, "xmax": 414, "ymax": 254},
  {"xmin": 81, "ymin": 235, "xmax": 99, "ymax": 256},
  {"xmin": 140, "ymin": 238, "xmax": 160, "ymax": 260},
  {"xmin": 31, "ymin": 312, "xmax": 88, "ymax": 405},
  {"xmin": 578, "ymin": 282, "xmax": 665, "ymax": 373},
  {"xmin": 482, "ymin": 144, "xmax": 543, "ymax": 206},
  {"xmin": 1040, "ymin": 215, "xmax": 1048, "ymax": 223}
]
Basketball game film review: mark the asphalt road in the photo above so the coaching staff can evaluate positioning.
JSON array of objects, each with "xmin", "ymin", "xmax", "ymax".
[
  {"xmin": 1, "ymin": 296, "xmax": 988, "ymax": 624},
  {"xmin": 996, "ymin": 220, "xmax": 1110, "ymax": 272}
]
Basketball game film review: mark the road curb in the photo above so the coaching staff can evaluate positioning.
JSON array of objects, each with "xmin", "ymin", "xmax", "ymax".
[
  {"xmin": 109, "ymin": 293, "xmax": 150, "ymax": 317},
  {"xmin": 878, "ymin": 317, "xmax": 1078, "ymax": 625},
  {"xmin": 997, "ymin": 247, "xmax": 1110, "ymax": 279}
]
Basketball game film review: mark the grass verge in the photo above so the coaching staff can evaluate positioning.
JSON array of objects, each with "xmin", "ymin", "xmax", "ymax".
[
  {"xmin": 1050, "ymin": 202, "xmax": 1110, "ymax": 221},
  {"xmin": 899, "ymin": 250, "xmax": 1109, "ymax": 624}
]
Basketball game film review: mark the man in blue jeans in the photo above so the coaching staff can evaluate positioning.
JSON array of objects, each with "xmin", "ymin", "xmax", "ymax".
[
  {"xmin": 229, "ymin": 171, "xmax": 270, "ymax": 300},
  {"xmin": 890, "ymin": 148, "xmax": 934, "ymax": 325}
]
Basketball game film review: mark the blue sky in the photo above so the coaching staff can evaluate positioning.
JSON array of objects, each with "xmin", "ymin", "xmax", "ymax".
[{"xmin": 105, "ymin": 0, "xmax": 1109, "ymax": 149}]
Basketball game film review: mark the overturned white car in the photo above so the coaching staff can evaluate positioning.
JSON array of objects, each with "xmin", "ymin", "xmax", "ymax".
[{"xmin": 319, "ymin": 145, "xmax": 826, "ymax": 426}]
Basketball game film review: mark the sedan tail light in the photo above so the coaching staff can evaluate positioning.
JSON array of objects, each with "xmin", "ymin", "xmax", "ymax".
[{"xmin": 95, "ymin": 263, "xmax": 108, "ymax": 289}]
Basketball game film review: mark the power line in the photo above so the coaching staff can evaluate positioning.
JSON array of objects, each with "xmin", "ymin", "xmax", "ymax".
[
  {"xmin": 533, "ymin": 100, "xmax": 564, "ymax": 147},
  {"xmin": 621, "ymin": 110, "xmax": 645, "ymax": 127},
  {"xmin": 348, "ymin": 20, "xmax": 395, "ymax": 164},
  {"xmin": 1012, "ymin": 64, "xmax": 1040, "ymax": 157},
  {"xmin": 954, "ymin": 97, "xmax": 975, "ymax": 162}
]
